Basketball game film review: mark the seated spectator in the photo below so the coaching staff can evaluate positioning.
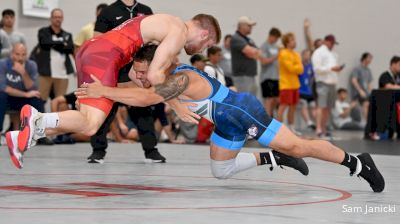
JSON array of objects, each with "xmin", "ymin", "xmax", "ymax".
[
  {"xmin": 379, "ymin": 56, "xmax": 400, "ymax": 89},
  {"xmin": 110, "ymin": 106, "xmax": 139, "ymax": 143},
  {"xmin": 332, "ymin": 88, "xmax": 363, "ymax": 130},
  {"xmin": 0, "ymin": 43, "xmax": 44, "ymax": 136}
]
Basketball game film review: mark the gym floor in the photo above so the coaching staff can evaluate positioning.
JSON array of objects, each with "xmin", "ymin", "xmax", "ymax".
[{"xmin": 0, "ymin": 135, "xmax": 398, "ymax": 224}]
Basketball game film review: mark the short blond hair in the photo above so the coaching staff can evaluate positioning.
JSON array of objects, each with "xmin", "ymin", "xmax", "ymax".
[
  {"xmin": 192, "ymin": 14, "xmax": 221, "ymax": 44},
  {"xmin": 281, "ymin": 32, "xmax": 295, "ymax": 47}
]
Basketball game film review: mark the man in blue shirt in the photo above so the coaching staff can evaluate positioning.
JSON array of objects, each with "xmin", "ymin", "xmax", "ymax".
[
  {"xmin": 299, "ymin": 49, "xmax": 316, "ymax": 129},
  {"xmin": 0, "ymin": 43, "xmax": 44, "ymax": 135}
]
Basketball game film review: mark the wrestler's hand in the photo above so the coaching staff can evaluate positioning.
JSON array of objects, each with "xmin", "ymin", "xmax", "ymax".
[
  {"xmin": 169, "ymin": 100, "xmax": 200, "ymax": 124},
  {"xmin": 75, "ymin": 75, "xmax": 105, "ymax": 99}
]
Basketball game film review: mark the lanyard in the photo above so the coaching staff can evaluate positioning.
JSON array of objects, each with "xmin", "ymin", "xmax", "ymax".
[{"xmin": 125, "ymin": 1, "xmax": 138, "ymax": 18}]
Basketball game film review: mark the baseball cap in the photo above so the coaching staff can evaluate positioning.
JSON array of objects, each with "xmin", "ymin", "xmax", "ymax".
[
  {"xmin": 238, "ymin": 16, "xmax": 256, "ymax": 26},
  {"xmin": 190, "ymin": 54, "xmax": 208, "ymax": 64},
  {"xmin": 324, "ymin": 34, "xmax": 339, "ymax": 45}
]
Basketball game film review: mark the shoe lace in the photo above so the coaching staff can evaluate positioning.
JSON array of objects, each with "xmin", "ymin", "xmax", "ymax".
[{"xmin": 269, "ymin": 165, "xmax": 284, "ymax": 171}]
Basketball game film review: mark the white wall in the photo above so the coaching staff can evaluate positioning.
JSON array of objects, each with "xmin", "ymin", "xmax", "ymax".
[{"xmin": 2, "ymin": 0, "xmax": 400, "ymax": 89}]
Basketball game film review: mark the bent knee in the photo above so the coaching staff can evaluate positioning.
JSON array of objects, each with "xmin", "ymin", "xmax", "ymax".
[
  {"xmin": 79, "ymin": 120, "xmax": 102, "ymax": 136},
  {"xmin": 210, "ymin": 159, "xmax": 235, "ymax": 179}
]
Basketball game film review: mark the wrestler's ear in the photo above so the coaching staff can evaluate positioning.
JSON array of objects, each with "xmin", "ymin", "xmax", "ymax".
[{"xmin": 200, "ymin": 30, "xmax": 209, "ymax": 41}]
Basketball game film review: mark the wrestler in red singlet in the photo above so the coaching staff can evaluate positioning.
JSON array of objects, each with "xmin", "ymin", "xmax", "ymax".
[{"xmin": 75, "ymin": 16, "xmax": 147, "ymax": 114}]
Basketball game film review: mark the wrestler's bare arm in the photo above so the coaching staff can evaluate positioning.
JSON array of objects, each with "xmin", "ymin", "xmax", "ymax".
[
  {"xmin": 144, "ymin": 17, "xmax": 187, "ymax": 85},
  {"xmin": 154, "ymin": 73, "xmax": 189, "ymax": 101}
]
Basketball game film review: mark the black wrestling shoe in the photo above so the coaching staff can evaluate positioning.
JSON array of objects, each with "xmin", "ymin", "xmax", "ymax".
[
  {"xmin": 352, "ymin": 153, "xmax": 385, "ymax": 192},
  {"xmin": 144, "ymin": 150, "xmax": 166, "ymax": 163},
  {"xmin": 87, "ymin": 150, "xmax": 106, "ymax": 164},
  {"xmin": 270, "ymin": 150, "xmax": 309, "ymax": 176}
]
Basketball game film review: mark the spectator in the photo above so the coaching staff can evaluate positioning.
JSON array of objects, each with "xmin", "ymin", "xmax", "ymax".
[
  {"xmin": 74, "ymin": 3, "xmax": 108, "ymax": 52},
  {"xmin": 0, "ymin": 9, "xmax": 25, "ymax": 44},
  {"xmin": 259, "ymin": 27, "xmax": 281, "ymax": 117},
  {"xmin": 0, "ymin": 29, "xmax": 10, "ymax": 59},
  {"xmin": 32, "ymin": 8, "xmax": 74, "ymax": 103},
  {"xmin": 332, "ymin": 88, "xmax": 363, "ymax": 130},
  {"xmin": 349, "ymin": 52, "xmax": 373, "ymax": 123},
  {"xmin": 205, "ymin": 45, "xmax": 236, "ymax": 90},
  {"xmin": 0, "ymin": 43, "xmax": 44, "ymax": 135},
  {"xmin": 299, "ymin": 49, "xmax": 317, "ymax": 129},
  {"xmin": 189, "ymin": 54, "xmax": 207, "ymax": 71},
  {"xmin": 312, "ymin": 34, "xmax": 344, "ymax": 138},
  {"xmin": 83, "ymin": 0, "xmax": 159, "ymax": 164},
  {"xmin": 378, "ymin": 56, "xmax": 400, "ymax": 89},
  {"xmin": 277, "ymin": 32, "xmax": 304, "ymax": 134},
  {"xmin": 230, "ymin": 16, "xmax": 260, "ymax": 95},
  {"xmin": 218, "ymin": 34, "xmax": 232, "ymax": 78},
  {"xmin": 303, "ymin": 18, "xmax": 322, "ymax": 52}
]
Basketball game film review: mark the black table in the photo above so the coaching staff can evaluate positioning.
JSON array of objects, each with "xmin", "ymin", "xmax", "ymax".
[{"xmin": 364, "ymin": 89, "xmax": 400, "ymax": 139}]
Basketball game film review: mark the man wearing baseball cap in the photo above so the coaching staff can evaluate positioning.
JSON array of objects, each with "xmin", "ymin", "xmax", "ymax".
[
  {"xmin": 230, "ymin": 16, "xmax": 260, "ymax": 95},
  {"xmin": 312, "ymin": 34, "xmax": 344, "ymax": 139}
]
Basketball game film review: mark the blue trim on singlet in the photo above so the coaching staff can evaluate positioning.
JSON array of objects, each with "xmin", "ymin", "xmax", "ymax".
[
  {"xmin": 210, "ymin": 132, "xmax": 245, "ymax": 150},
  {"xmin": 257, "ymin": 119, "xmax": 282, "ymax": 146}
]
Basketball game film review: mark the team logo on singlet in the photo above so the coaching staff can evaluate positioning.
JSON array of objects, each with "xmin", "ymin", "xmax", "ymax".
[{"xmin": 247, "ymin": 125, "xmax": 258, "ymax": 137}]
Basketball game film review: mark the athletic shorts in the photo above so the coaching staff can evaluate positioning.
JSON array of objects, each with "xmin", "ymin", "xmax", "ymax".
[
  {"xmin": 75, "ymin": 39, "xmax": 125, "ymax": 115},
  {"xmin": 209, "ymin": 91, "xmax": 282, "ymax": 150},
  {"xmin": 279, "ymin": 89, "xmax": 300, "ymax": 105},
  {"xmin": 316, "ymin": 82, "xmax": 336, "ymax": 108},
  {"xmin": 261, "ymin": 79, "xmax": 279, "ymax": 98}
]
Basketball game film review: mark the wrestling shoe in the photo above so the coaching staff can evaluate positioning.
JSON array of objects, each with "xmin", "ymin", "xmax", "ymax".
[
  {"xmin": 351, "ymin": 153, "xmax": 385, "ymax": 192},
  {"xmin": 87, "ymin": 150, "xmax": 106, "ymax": 164},
  {"xmin": 269, "ymin": 150, "xmax": 309, "ymax": 176},
  {"xmin": 6, "ymin": 131, "xmax": 23, "ymax": 169},
  {"xmin": 18, "ymin": 105, "xmax": 43, "ymax": 152},
  {"xmin": 144, "ymin": 149, "xmax": 166, "ymax": 163}
]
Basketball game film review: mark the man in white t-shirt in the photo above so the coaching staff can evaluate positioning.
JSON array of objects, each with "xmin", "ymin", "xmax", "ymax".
[{"xmin": 332, "ymin": 88, "xmax": 363, "ymax": 130}]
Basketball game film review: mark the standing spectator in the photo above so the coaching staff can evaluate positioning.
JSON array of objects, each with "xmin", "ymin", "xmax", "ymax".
[
  {"xmin": 0, "ymin": 43, "xmax": 44, "ymax": 134},
  {"xmin": 204, "ymin": 45, "xmax": 237, "ymax": 90},
  {"xmin": 0, "ymin": 9, "xmax": 26, "ymax": 59},
  {"xmin": 218, "ymin": 34, "xmax": 232, "ymax": 78},
  {"xmin": 332, "ymin": 88, "xmax": 363, "ymax": 130},
  {"xmin": 299, "ymin": 49, "xmax": 317, "ymax": 129},
  {"xmin": 349, "ymin": 52, "xmax": 373, "ymax": 123},
  {"xmin": 303, "ymin": 18, "xmax": 322, "ymax": 52},
  {"xmin": 33, "ymin": 8, "xmax": 74, "ymax": 103},
  {"xmin": 230, "ymin": 16, "xmax": 260, "ymax": 95},
  {"xmin": 87, "ymin": 0, "xmax": 159, "ymax": 164},
  {"xmin": 378, "ymin": 56, "xmax": 400, "ymax": 89},
  {"xmin": 259, "ymin": 27, "xmax": 281, "ymax": 117},
  {"xmin": 277, "ymin": 32, "xmax": 304, "ymax": 134},
  {"xmin": 0, "ymin": 29, "xmax": 10, "ymax": 58},
  {"xmin": 74, "ymin": 3, "xmax": 108, "ymax": 51},
  {"xmin": 312, "ymin": 34, "xmax": 344, "ymax": 138}
]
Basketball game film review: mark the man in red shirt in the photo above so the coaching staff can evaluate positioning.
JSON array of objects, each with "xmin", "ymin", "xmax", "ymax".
[{"xmin": 7, "ymin": 13, "xmax": 221, "ymax": 169}]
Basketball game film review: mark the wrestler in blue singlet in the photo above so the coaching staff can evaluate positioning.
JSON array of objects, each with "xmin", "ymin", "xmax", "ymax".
[{"xmin": 172, "ymin": 64, "xmax": 282, "ymax": 150}]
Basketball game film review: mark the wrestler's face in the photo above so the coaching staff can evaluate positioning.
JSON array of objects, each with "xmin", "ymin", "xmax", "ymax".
[
  {"xmin": 184, "ymin": 30, "xmax": 215, "ymax": 55},
  {"xmin": 133, "ymin": 61, "xmax": 151, "ymax": 88}
]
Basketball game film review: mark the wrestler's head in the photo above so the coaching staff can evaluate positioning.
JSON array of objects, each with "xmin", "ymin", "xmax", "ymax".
[
  {"xmin": 184, "ymin": 14, "xmax": 221, "ymax": 55},
  {"xmin": 132, "ymin": 45, "xmax": 158, "ymax": 88}
]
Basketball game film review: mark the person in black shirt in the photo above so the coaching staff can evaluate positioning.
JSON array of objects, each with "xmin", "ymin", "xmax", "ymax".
[
  {"xmin": 86, "ymin": 0, "xmax": 166, "ymax": 164},
  {"xmin": 379, "ymin": 56, "xmax": 400, "ymax": 89}
]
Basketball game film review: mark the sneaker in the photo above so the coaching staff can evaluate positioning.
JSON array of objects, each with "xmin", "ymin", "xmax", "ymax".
[
  {"xmin": 144, "ymin": 150, "xmax": 166, "ymax": 163},
  {"xmin": 352, "ymin": 153, "xmax": 385, "ymax": 192},
  {"xmin": 6, "ymin": 131, "xmax": 23, "ymax": 169},
  {"xmin": 87, "ymin": 150, "xmax": 106, "ymax": 164},
  {"xmin": 18, "ymin": 105, "xmax": 41, "ymax": 152},
  {"xmin": 268, "ymin": 150, "xmax": 309, "ymax": 176}
]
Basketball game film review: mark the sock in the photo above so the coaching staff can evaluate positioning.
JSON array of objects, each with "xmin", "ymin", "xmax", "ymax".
[
  {"xmin": 260, "ymin": 152, "xmax": 271, "ymax": 165},
  {"xmin": 42, "ymin": 113, "xmax": 60, "ymax": 129},
  {"xmin": 340, "ymin": 153, "xmax": 358, "ymax": 171}
]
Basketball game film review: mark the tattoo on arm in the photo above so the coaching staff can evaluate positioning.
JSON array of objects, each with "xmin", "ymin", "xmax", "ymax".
[{"xmin": 154, "ymin": 73, "xmax": 189, "ymax": 101}]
